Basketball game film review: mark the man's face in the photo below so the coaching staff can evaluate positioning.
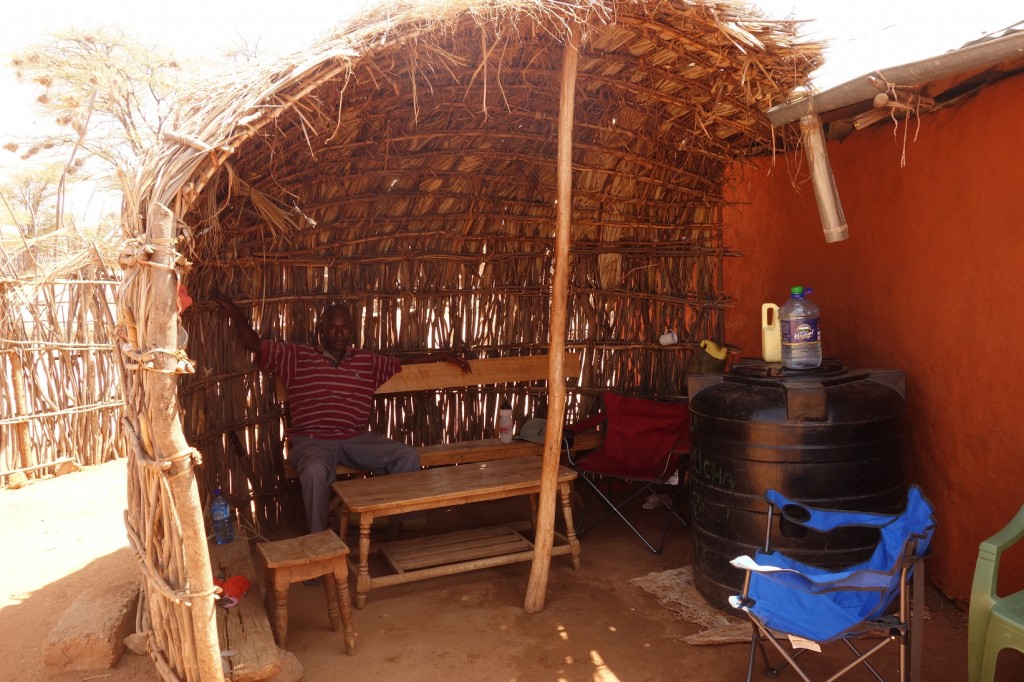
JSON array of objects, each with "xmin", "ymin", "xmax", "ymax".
[{"xmin": 319, "ymin": 307, "xmax": 355, "ymax": 357}]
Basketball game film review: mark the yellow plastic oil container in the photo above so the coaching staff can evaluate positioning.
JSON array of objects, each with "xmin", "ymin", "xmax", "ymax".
[{"xmin": 761, "ymin": 303, "xmax": 781, "ymax": 363}]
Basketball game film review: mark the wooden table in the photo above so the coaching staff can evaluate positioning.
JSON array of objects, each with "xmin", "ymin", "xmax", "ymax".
[{"xmin": 332, "ymin": 457, "xmax": 581, "ymax": 608}]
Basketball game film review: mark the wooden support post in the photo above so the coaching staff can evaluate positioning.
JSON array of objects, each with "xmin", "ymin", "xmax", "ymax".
[
  {"xmin": 145, "ymin": 203, "xmax": 224, "ymax": 681},
  {"xmin": 525, "ymin": 21, "xmax": 580, "ymax": 614},
  {"xmin": 10, "ymin": 351, "xmax": 38, "ymax": 476}
]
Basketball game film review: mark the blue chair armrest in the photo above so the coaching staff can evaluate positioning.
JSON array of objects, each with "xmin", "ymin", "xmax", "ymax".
[{"xmin": 766, "ymin": 488, "xmax": 910, "ymax": 534}]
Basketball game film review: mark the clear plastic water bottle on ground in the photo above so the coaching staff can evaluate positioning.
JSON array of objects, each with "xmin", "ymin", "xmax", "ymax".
[
  {"xmin": 211, "ymin": 488, "xmax": 234, "ymax": 544},
  {"xmin": 780, "ymin": 286, "xmax": 822, "ymax": 369}
]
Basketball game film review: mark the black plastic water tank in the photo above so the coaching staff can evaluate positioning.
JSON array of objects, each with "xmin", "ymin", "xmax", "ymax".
[{"xmin": 686, "ymin": 358, "xmax": 907, "ymax": 610}]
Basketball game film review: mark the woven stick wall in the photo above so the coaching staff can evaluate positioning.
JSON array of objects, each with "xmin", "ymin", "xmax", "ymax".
[
  {"xmin": 0, "ymin": 230, "xmax": 124, "ymax": 484},
  {"xmin": 118, "ymin": 1, "xmax": 820, "ymax": 679}
]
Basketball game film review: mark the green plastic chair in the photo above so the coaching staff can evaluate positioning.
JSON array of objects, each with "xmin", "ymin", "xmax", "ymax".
[{"xmin": 968, "ymin": 504, "xmax": 1024, "ymax": 682}]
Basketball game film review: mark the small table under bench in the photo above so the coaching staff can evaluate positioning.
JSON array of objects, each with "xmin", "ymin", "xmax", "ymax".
[{"xmin": 332, "ymin": 456, "xmax": 581, "ymax": 608}]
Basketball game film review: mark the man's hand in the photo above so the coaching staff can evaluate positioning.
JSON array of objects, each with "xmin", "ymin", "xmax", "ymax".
[
  {"xmin": 401, "ymin": 351, "xmax": 472, "ymax": 371},
  {"xmin": 444, "ymin": 352, "xmax": 472, "ymax": 373},
  {"xmin": 210, "ymin": 293, "xmax": 262, "ymax": 353},
  {"xmin": 210, "ymin": 293, "xmax": 243, "ymax": 319}
]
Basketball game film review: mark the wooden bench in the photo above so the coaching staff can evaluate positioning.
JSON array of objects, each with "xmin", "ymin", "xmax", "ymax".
[
  {"xmin": 208, "ymin": 525, "xmax": 281, "ymax": 681},
  {"xmin": 280, "ymin": 352, "xmax": 602, "ymax": 478},
  {"xmin": 331, "ymin": 456, "xmax": 580, "ymax": 608}
]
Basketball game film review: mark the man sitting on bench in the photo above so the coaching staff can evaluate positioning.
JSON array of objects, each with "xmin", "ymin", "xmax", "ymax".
[{"xmin": 213, "ymin": 294, "xmax": 470, "ymax": 538}]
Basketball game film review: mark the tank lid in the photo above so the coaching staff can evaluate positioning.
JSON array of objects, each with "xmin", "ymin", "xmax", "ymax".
[{"xmin": 731, "ymin": 357, "xmax": 846, "ymax": 380}]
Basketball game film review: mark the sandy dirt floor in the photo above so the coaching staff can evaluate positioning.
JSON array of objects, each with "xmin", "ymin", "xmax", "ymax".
[{"xmin": 2, "ymin": 458, "xmax": 1018, "ymax": 682}]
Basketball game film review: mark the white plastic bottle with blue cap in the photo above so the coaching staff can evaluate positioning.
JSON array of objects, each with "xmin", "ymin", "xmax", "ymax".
[{"xmin": 780, "ymin": 286, "xmax": 821, "ymax": 369}]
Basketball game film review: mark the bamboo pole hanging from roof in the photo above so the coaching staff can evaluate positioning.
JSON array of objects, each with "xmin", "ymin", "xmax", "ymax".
[
  {"xmin": 799, "ymin": 114, "xmax": 849, "ymax": 243},
  {"xmin": 524, "ymin": 20, "xmax": 580, "ymax": 614}
]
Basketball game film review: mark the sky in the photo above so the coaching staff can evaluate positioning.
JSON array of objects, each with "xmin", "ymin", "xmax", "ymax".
[
  {"xmin": 757, "ymin": 0, "xmax": 1021, "ymax": 89},
  {"xmin": 1, "ymin": 0, "xmax": 1020, "ymax": 223},
  {"xmin": 1, "ymin": 1, "xmax": 344, "ymax": 142},
  {"xmin": 0, "ymin": 0, "xmax": 352, "ymax": 224}
]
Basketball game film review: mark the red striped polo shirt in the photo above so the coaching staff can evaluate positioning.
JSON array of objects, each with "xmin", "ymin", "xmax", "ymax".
[{"xmin": 257, "ymin": 341, "xmax": 400, "ymax": 439}]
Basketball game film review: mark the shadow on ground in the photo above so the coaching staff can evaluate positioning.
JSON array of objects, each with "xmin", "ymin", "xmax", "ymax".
[{"xmin": 5, "ymin": 459, "xmax": 1016, "ymax": 681}]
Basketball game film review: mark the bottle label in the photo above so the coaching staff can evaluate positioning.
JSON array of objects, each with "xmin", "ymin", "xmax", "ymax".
[
  {"xmin": 498, "ymin": 413, "xmax": 513, "ymax": 443},
  {"xmin": 781, "ymin": 317, "xmax": 820, "ymax": 344}
]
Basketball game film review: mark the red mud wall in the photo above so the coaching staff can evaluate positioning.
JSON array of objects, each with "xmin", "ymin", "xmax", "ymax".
[{"xmin": 722, "ymin": 74, "xmax": 1024, "ymax": 604}]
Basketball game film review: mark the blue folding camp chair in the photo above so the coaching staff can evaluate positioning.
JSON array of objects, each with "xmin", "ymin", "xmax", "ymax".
[{"xmin": 729, "ymin": 485, "xmax": 936, "ymax": 682}]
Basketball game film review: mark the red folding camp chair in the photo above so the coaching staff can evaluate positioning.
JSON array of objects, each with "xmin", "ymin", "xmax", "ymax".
[{"xmin": 565, "ymin": 392, "xmax": 690, "ymax": 554}]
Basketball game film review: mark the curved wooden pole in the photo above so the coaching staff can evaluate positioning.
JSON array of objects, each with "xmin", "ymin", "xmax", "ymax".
[
  {"xmin": 145, "ymin": 203, "xmax": 223, "ymax": 681},
  {"xmin": 525, "ymin": 21, "xmax": 580, "ymax": 614}
]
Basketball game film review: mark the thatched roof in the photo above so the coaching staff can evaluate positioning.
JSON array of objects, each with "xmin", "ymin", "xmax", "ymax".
[
  {"xmin": 125, "ymin": 0, "xmax": 821, "ymax": 254},
  {"xmin": 118, "ymin": 0, "xmax": 826, "ymax": 452},
  {"xmin": 116, "ymin": 5, "xmax": 821, "ymax": 678},
  {"xmin": 115, "ymin": 0, "xmax": 826, "ymax": 432}
]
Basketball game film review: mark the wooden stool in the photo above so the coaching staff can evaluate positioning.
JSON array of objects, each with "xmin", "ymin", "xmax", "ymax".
[{"xmin": 256, "ymin": 530, "xmax": 356, "ymax": 655}]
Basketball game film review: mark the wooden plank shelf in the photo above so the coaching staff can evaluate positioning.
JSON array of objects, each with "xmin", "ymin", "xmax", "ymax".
[
  {"xmin": 379, "ymin": 524, "xmax": 535, "ymax": 573},
  {"xmin": 208, "ymin": 526, "xmax": 281, "ymax": 681}
]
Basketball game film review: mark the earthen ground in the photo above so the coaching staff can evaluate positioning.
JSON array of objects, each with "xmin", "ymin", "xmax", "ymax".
[{"xmin": 2, "ymin": 458, "xmax": 1017, "ymax": 682}]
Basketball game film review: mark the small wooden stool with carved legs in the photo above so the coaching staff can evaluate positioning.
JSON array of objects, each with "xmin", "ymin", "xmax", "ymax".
[{"xmin": 256, "ymin": 530, "xmax": 356, "ymax": 655}]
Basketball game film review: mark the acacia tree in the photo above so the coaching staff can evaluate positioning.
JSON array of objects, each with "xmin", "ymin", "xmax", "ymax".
[
  {"xmin": 6, "ymin": 26, "xmax": 185, "ymax": 230},
  {"xmin": 0, "ymin": 163, "xmax": 64, "ymax": 236}
]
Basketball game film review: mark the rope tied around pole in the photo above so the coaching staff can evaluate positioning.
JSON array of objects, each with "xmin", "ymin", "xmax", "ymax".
[
  {"xmin": 117, "ymin": 236, "xmax": 193, "ymax": 273},
  {"xmin": 120, "ymin": 343, "xmax": 196, "ymax": 374},
  {"xmin": 165, "ymin": 446, "xmax": 204, "ymax": 472},
  {"xmin": 126, "ymin": 518, "xmax": 218, "ymax": 607},
  {"xmin": 136, "ymin": 446, "xmax": 204, "ymax": 472}
]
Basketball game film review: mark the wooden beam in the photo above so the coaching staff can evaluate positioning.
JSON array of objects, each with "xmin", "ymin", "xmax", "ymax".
[
  {"xmin": 376, "ymin": 352, "xmax": 582, "ymax": 394},
  {"xmin": 208, "ymin": 527, "xmax": 281, "ymax": 680},
  {"xmin": 145, "ymin": 203, "xmax": 224, "ymax": 682},
  {"xmin": 9, "ymin": 351, "xmax": 37, "ymax": 476},
  {"xmin": 274, "ymin": 353, "xmax": 583, "ymax": 405},
  {"xmin": 525, "ymin": 21, "xmax": 580, "ymax": 614}
]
